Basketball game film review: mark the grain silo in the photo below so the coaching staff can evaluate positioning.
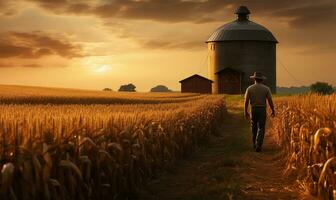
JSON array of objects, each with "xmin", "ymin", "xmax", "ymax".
[{"xmin": 207, "ymin": 6, "xmax": 278, "ymax": 94}]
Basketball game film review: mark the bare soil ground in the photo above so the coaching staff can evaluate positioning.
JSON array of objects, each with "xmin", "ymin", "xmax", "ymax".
[{"xmin": 138, "ymin": 96, "xmax": 301, "ymax": 200}]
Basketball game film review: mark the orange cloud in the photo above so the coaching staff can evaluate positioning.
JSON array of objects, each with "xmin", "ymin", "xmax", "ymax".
[
  {"xmin": 0, "ymin": 61, "xmax": 42, "ymax": 68},
  {"xmin": 24, "ymin": 0, "xmax": 336, "ymax": 26},
  {"xmin": 0, "ymin": 0, "xmax": 19, "ymax": 15},
  {"xmin": 272, "ymin": 3, "xmax": 336, "ymax": 28},
  {"xmin": 0, "ymin": 31, "xmax": 83, "ymax": 59},
  {"xmin": 22, "ymin": 0, "xmax": 335, "ymax": 53}
]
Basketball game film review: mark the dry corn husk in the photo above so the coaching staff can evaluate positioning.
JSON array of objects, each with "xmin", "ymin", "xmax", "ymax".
[{"xmin": 272, "ymin": 94, "xmax": 336, "ymax": 199}]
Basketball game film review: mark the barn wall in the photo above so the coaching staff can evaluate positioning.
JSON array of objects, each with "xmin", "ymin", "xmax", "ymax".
[
  {"xmin": 208, "ymin": 41, "xmax": 276, "ymax": 94},
  {"xmin": 181, "ymin": 78, "xmax": 212, "ymax": 93}
]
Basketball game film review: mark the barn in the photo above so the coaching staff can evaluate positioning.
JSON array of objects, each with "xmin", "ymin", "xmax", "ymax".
[
  {"xmin": 179, "ymin": 74, "xmax": 213, "ymax": 93},
  {"xmin": 207, "ymin": 6, "xmax": 278, "ymax": 94},
  {"xmin": 215, "ymin": 68, "xmax": 242, "ymax": 94}
]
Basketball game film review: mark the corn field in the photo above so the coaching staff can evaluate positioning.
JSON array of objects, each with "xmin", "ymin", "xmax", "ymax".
[
  {"xmin": 0, "ymin": 87, "xmax": 226, "ymax": 200},
  {"xmin": 272, "ymin": 94, "xmax": 336, "ymax": 200}
]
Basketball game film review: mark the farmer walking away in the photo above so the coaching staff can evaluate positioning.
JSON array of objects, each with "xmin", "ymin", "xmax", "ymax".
[{"xmin": 244, "ymin": 72, "xmax": 275, "ymax": 152}]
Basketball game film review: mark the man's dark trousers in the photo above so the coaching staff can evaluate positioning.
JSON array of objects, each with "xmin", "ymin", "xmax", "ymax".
[{"xmin": 251, "ymin": 106, "xmax": 267, "ymax": 148}]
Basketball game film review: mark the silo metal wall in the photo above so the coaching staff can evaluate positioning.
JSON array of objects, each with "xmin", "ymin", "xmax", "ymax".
[{"xmin": 208, "ymin": 41, "xmax": 276, "ymax": 94}]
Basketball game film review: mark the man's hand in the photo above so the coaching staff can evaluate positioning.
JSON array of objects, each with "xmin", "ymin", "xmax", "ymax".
[
  {"xmin": 271, "ymin": 111, "xmax": 275, "ymax": 117},
  {"xmin": 244, "ymin": 111, "xmax": 250, "ymax": 120}
]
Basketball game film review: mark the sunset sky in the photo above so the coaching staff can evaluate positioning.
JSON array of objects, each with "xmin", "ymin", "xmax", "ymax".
[{"xmin": 0, "ymin": 0, "xmax": 335, "ymax": 91}]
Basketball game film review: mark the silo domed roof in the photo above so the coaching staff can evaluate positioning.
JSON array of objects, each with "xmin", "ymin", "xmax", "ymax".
[{"xmin": 207, "ymin": 6, "xmax": 278, "ymax": 43}]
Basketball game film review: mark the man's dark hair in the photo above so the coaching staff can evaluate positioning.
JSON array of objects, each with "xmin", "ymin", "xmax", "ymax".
[{"xmin": 255, "ymin": 78, "xmax": 263, "ymax": 83}]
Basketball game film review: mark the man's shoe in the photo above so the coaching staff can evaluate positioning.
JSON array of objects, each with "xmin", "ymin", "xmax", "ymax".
[{"xmin": 255, "ymin": 146, "xmax": 261, "ymax": 152}]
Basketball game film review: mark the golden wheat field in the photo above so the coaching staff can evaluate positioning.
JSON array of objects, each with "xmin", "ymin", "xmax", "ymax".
[
  {"xmin": 0, "ymin": 85, "xmax": 204, "ymax": 104},
  {"xmin": 0, "ymin": 85, "xmax": 226, "ymax": 200},
  {"xmin": 272, "ymin": 94, "xmax": 336, "ymax": 200},
  {"xmin": 2, "ymin": 85, "xmax": 336, "ymax": 200}
]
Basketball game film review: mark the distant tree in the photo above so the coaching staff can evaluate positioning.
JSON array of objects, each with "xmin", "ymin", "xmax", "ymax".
[
  {"xmin": 118, "ymin": 84, "xmax": 136, "ymax": 92},
  {"xmin": 150, "ymin": 85, "xmax": 172, "ymax": 92},
  {"xmin": 102, "ymin": 88, "xmax": 112, "ymax": 91},
  {"xmin": 276, "ymin": 86, "xmax": 310, "ymax": 95},
  {"xmin": 310, "ymin": 82, "xmax": 334, "ymax": 95}
]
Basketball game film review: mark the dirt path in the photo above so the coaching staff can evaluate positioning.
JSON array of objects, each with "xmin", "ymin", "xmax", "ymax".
[{"xmin": 138, "ymin": 98, "xmax": 300, "ymax": 200}]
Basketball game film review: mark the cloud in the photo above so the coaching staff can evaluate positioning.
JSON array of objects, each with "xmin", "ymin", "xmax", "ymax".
[
  {"xmin": 0, "ymin": 61, "xmax": 42, "ymax": 68},
  {"xmin": 140, "ymin": 40, "xmax": 204, "ymax": 50},
  {"xmin": 4, "ymin": 0, "xmax": 335, "ymax": 53},
  {"xmin": 0, "ymin": 62, "xmax": 13, "ymax": 68},
  {"xmin": 28, "ymin": 0, "xmax": 94, "ymax": 14},
  {"xmin": 93, "ymin": 0, "xmax": 225, "ymax": 23},
  {"xmin": 21, "ymin": 63, "xmax": 43, "ymax": 68},
  {"xmin": 0, "ymin": 31, "xmax": 83, "ymax": 59},
  {"xmin": 0, "ymin": 0, "xmax": 19, "ymax": 15},
  {"xmin": 25, "ymin": 0, "xmax": 336, "ymax": 26},
  {"xmin": 27, "ymin": 0, "xmax": 227, "ymax": 23},
  {"xmin": 272, "ymin": 3, "xmax": 336, "ymax": 28}
]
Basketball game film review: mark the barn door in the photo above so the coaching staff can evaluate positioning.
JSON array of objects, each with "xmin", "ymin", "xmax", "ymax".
[{"xmin": 218, "ymin": 72, "xmax": 241, "ymax": 94}]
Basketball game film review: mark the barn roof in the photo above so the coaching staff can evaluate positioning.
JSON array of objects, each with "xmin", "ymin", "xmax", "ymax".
[
  {"xmin": 179, "ymin": 74, "xmax": 213, "ymax": 83},
  {"xmin": 215, "ymin": 67, "xmax": 243, "ymax": 75},
  {"xmin": 206, "ymin": 6, "xmax": 278, "ymax": 43}
]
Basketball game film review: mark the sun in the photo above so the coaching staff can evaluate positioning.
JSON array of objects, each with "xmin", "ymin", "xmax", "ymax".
[{"xmin": 96, "ymin": 65, "xmax": 109, "ymax": 73}]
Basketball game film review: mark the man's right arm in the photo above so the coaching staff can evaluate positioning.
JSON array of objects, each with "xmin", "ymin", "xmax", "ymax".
[{"xmin": 244, "ymin": 89, "xmax": 250, "ymax": 119}]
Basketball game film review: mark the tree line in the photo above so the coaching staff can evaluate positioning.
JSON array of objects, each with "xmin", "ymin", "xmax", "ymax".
[
  {"xmin": 103, "ymin": 81, "xmax": 334, "ymax": 94},
  {"xmin": 103, "ymin": 84, "xmax": 172, "ymax": 92}
]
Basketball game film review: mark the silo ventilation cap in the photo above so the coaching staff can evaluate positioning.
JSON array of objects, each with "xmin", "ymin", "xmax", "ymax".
[{"xmin": 235, "ymin": 6, "xmax": 250, "ymax": 20}]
